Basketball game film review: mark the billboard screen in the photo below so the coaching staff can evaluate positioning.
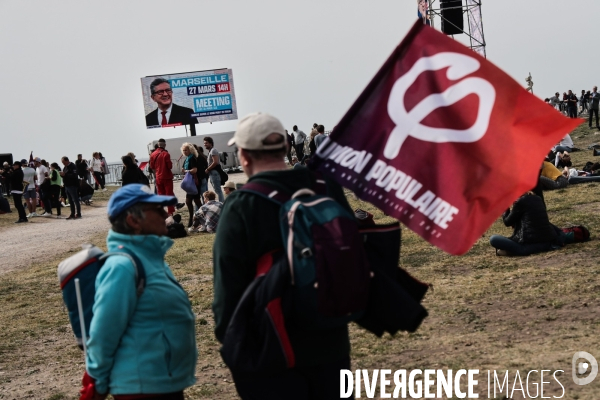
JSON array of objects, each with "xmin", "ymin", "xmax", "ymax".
[{"xmin": 141, "ymin": 68, "xmax": 238, "ymax": 129}]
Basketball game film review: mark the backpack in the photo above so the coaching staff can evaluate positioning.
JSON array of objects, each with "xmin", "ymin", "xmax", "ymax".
[
  {"xmin": 57, "ymin": 244, "xmax": 145, "ymax": 349},
  {"xmin": 240, "ymin": 178, "xmax": 371, "ymax": 330},
  {"xmin": 561, "ymin": 225, "xmax": 591, "ymax": 244},
  {"xmin": 220, "ymin": 222, "xmax": 429, "ymax": 374}
]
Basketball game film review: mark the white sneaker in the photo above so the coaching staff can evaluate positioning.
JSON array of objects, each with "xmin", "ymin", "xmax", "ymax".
[
  {"xmin": 61, "ymin": 202, "xmax": 67, "ymax": 207},
  {"xmin": 41, "ymin": 212, "xmax": 52, "ymax": 218},
  {"xmin": 188, "ymin": 227, "xmax": 199, "ymax": 233},
  {"xmin": 30, "ymin": 212, "xmax": 39, "ymax": 217},
  {"xmin": 26, "ymin": 213, "xmax": 32, "ymax": 218},
  {"xmin": 102, "ymin": 188, "xmax": 107, "ymax": 192}
]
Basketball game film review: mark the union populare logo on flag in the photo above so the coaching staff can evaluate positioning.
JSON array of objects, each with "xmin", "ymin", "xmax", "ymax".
[{"xmin": 312, "ymin": 21, "xmax": 582, "ymax": 255}]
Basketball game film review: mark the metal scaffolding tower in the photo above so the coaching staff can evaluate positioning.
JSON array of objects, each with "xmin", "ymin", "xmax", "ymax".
[{"xmin": 427, "ymin": 0, "xmax": 487, "ymax": 58}]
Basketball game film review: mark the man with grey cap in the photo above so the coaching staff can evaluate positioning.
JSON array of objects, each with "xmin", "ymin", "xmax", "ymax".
[{"xmin": 213, "ymin": 112, "xmax": 353, "ymax": 398}]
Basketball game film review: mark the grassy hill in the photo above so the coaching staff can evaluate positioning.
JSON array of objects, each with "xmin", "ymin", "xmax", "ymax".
[{"xmin": 1, "ymin": 121, "xmax": 599, "ymax": 399}]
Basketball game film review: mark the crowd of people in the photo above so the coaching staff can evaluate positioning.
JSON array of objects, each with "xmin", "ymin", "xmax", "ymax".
[
  {"xmin": 0, "ymin": 153, "xmax": 112, "ymax": 222},
  {"xmin": 286, "ymin": 123, "xmax": 328, "ymax": 168},
  {"xmin": 6, "ymin": 110, "xmax": 596, "ymax": 399},
  {"xmin": 545, "ymin": 85, "xmax": 600, "ymax": 128},
  {"xmin": 77, "ymin": 113, "xmax": 349, "ymax": 399}
]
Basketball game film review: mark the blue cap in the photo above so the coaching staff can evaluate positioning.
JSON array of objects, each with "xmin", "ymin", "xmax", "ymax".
[{"xmin": 107, "ymin": 184, "xmax": 177, "ymax": 221}]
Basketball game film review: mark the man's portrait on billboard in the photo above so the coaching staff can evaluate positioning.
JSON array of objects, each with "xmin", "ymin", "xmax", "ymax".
[{"xmin": 145, "ymin": 78, "xmax": 195, "ymax": 128}]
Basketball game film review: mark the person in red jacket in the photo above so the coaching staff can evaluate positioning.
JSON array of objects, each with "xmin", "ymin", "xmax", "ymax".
[{"xmin": 149, "ymin": 138, "xmax": 175, "ymax": 215}]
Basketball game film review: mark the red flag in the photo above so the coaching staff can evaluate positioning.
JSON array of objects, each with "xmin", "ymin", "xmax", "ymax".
[{"xmin": 312, "ymin": 21, "xmax": 582, "ymax": 255}]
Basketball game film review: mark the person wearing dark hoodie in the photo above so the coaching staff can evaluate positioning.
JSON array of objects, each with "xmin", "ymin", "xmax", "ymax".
[
  {"xmin": 490, "ymin": 191, "xmax": 563, "ymax": 256},
  {"xmin": 121, "ymin": 155, "xmax": 149, "ymax": 186}
]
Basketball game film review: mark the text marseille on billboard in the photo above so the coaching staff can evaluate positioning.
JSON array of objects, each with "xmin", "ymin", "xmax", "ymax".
[{"xmin": 140, "ymin": 68, "xmax": 238, "ymax": 129}]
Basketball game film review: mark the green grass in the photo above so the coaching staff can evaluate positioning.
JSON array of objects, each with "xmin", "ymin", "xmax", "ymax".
[{"xmin": 1, "ymin": 123, "xmax": 600, "ymax": 398}]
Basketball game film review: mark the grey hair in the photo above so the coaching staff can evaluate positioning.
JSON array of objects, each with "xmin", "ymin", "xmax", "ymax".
[
  {"xmin": 150, "ymin": 78, "xmax": 170, "ymax": 95},
  {"xmin": 110, "ymin": 203, "xmax": 146, "ymax": 234}
]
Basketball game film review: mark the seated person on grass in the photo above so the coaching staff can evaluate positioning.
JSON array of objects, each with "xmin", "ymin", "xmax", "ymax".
[
  {"xmin": 188, "ymin": 191, "xmax": 223, "ymax": 233},
  {"xmin": 490, "ymin": 191, "xmax": 563, "ymax": 256},
  {"xmin": 540, "ymin": 161, "xmax": 569, "ymax": 190},
  {"xmin": 78, "ymin": 179, "xmax": 95, "ymax": 205}
]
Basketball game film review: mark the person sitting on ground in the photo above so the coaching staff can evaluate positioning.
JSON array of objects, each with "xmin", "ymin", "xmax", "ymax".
[
  {"xmin": 222, "ymin": 181, "xmax": 236, "ymax": 197},
  {"xmin": 121, "ymin": 155, "xmax": 149, "ymax": 186},
  {"xmin": 554, "ymin": 151, "xmax": 572, "ymax": 169},
  {"xmin": 188, "ymin": 191, "xmax": 223, "ymax": 233},
  {"xmin": 540, "ymin": 161, "xmax": 569, "ymax": 190},
  {"xmin": 553, "ymin": 133, "xmax": 576, "ymax": 153},
  {"xmin": 83, "ymin": 184, "xmax": 197, "ymax": 400},
  {"xmin": 78, "ymin": 179, "xmax": 95, "ymax": 206},
  {"xmin": 490, "ymin": 191, "xmax": 563, "ymax": 256}
]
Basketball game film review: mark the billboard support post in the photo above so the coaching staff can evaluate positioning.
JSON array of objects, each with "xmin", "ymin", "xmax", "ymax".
[{"xmin": 190, "ymin": 123, "xmax": 196, "ymax": 137}]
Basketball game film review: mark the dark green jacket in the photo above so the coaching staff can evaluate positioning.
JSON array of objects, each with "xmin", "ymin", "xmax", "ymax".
[{"xmin": 213, "ymin": 168, "xmax": 352, "ymax": 367}]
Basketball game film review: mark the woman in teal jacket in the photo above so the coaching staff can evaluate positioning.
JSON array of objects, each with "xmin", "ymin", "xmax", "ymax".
[{"xmin": 84, "ymin": 184, "xmax": 197, "ymax": 400}]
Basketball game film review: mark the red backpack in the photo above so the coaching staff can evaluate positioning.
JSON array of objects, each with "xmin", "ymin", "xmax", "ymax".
[{"xmin": 561, "ymin": 225, "xmax": 590, "ymax": 243}]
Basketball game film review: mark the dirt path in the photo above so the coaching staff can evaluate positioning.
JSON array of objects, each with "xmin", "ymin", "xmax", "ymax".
[
  {"xmin": 0, "ymin": 173, "xmax": 248, "ymax": 276},
  {"xmin": 0, "ymin": 202, "xmax": 111, "ymax": 276}
]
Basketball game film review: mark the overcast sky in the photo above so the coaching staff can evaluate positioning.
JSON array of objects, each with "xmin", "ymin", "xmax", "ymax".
[{"xmin": 1, "ymin": 0, "xmax": 598, "ymax": 164}]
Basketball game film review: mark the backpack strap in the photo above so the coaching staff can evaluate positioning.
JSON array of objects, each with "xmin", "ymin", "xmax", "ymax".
[
  {"xmin": 100, "ymin": 249, "xmax": 146, "ymax": 297},
  {"xmin": 239, "ymin": 173, "xmax": 329, "ymax": 204},
  {"xmin": 239, "ymin": 182, "xmax": 290, "ymax": 205}
]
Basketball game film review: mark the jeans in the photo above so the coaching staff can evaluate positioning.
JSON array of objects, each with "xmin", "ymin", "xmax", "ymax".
[
  {"xmin": 294, "ymin": 143, "xmax": 305, "ymax": 161},
  {"xmin": 232, "ymin": 356, "xmax": 352, "ymax": 400},
  {"xmin": 590, "ymin": 108, "xmax": 599, "ymax": 127},
  {"xmin": 490, "ymin": 235, "xmax": 553, "ymax": 256},
  {"xmin": 12, "ymin": 193, "xmax": 26, "ymax": 220},
  {"xmin": 209, "ymin": 170, "xmax": 224, "ymax": 202},
  {"xmin": 93, "ymin": 171, "xmax": 104, "ymax": 189},
  {"xmin": 539, "ymin": 175, "xmax": 568, "ymax": 190},
  {"xmin": 65, "ymin": 186, "xmax": 81, "ymax": 216},
  {"xmin": 568, "ymin": 175, "xmax": 600, "ymax": 184},
  {"xmin": 554, "ymin": 146, "xmax": 572, "ymax": 154}
]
